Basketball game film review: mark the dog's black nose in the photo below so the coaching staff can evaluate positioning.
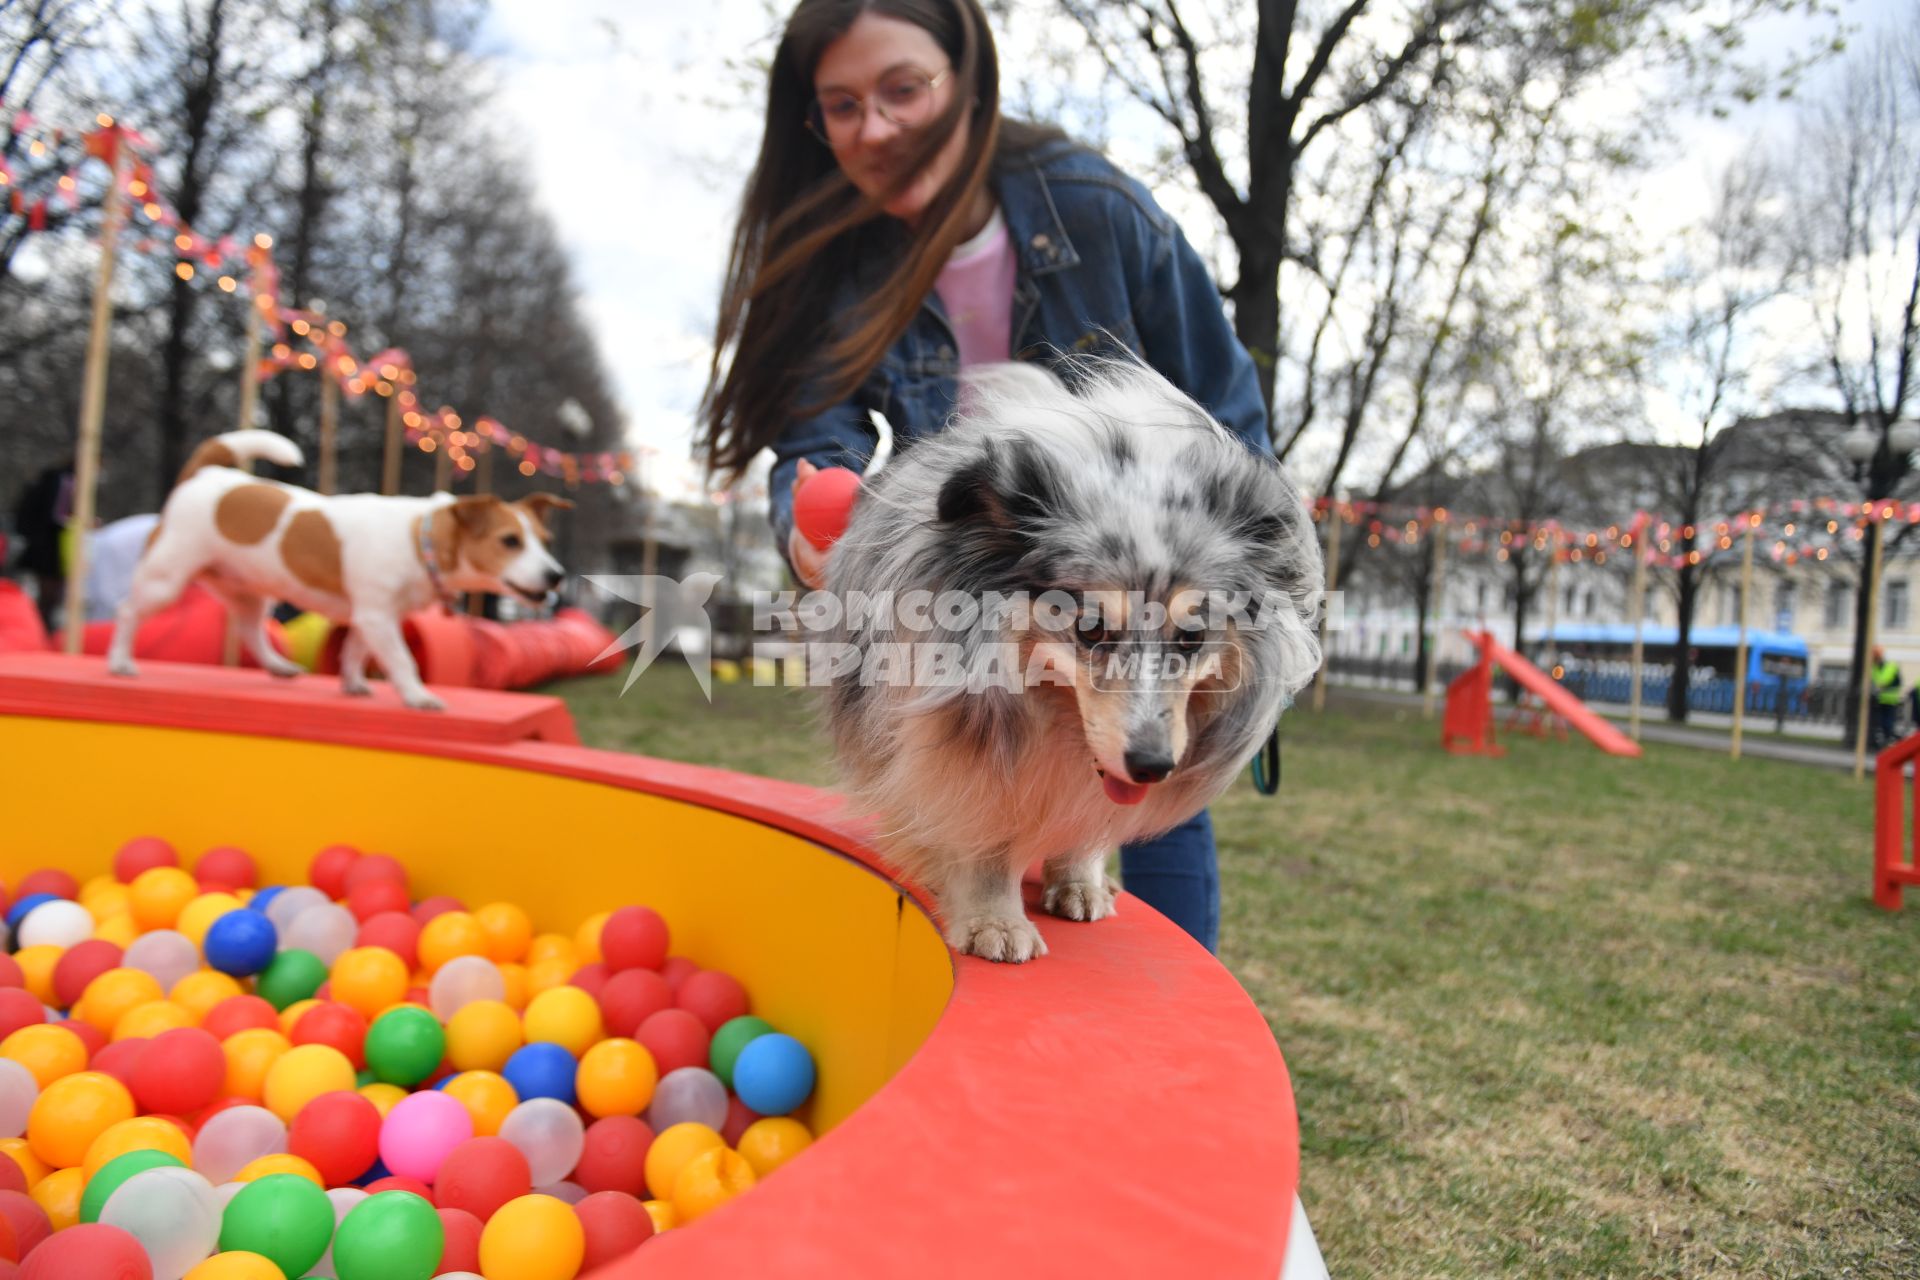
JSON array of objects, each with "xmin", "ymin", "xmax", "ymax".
[
  {"xmin": 1123, "ymin": 750, "xmax": 1174, "ymax": 784},
  {"xmin": 543, "ymin": 567, "xmax": 564, "ymax": 589}
]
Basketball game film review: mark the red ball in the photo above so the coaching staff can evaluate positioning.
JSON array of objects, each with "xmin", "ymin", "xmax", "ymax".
[
  {"xmin": 793, "ymin": 464, "xmax": 863, "ymax": 550},
  {"xmin": 410, "ymin": 896, "xmax": 464, "ymax": 926},
  {"xmin": 52, "ymin": 940, "xmax": 124, "ymax": 1010},
  {"xmin": 128, "ymin": 1027, "xmax": 224, "ymax": 1115},
  {"xmin": 346, "ymin": 878, "xmax": 410, "ymax": 923},
  {"xmin": 363, "ymin": 1175, "xmax": 433, "ymax": 1199},
  {"xmin": 571, "ymin": 1116, "xmax": 654, "ymax": 1196},
  {"xmin": 567, "ymin": 963, "xmax": 609, "ymax": 1002},
  {"xmin": 0, "ymin": 1158, "xmax": 22, "ymax": 1198},
  {"xmin": 19, "ymin": 1222, "xmax": 152, "ymax": 1279},
  {"xmin": 0, "ymin": 956, "xmax": 22, "ymax": 990},
  {"xmin": 0, "ymin": 991, "xmax": 43, "ymax": 1042},
  {"xmin": 721, "ymin": 1095, "xmax": 760, "ymax": 1147},
  {"xmin": 575, "ymin": 1190, "xmax": 654, "ymax": 1271},
  {"xmin": 309, "ymin": 844, "xmax": 361, "ymax": 898},
  {"xmin": 635, "ymin": 1009, "xmax": 710, "ymax": 1076},
  {"xmin": 434, "ymin": 1206, "xmax": 482, "ymax": 1274},
  {"xmin": 193, "ymin": 846, "xmax": 257, "ymax": 891},
  {"xmin": 599, "ymin": 906, "xmax": 669, "ymax": 973},
  {"xmin": 597, "ymin": 969, "xmax": 673, "ymax": 1040},
  {"xmin": 658, "ymin": 956, "xmax": 700, "ymax": 994},
  {"xmin": 356, "ymin": 913, "xmax": 422, "ymax": 972},
  {"xmin": 0, "ymin": 1191, "xmax": 50, "ymax": 1259},
  {"xmin": 432, "ymin": 1137, "xmax": 531, "ymax": 1222},
  {"xmin": 341, "ymin": 854, "xmax": 407, "ymax": 896},
  {"xmin": 288, "ymin": 1090, "xmax": 381, "ymax": 1186},
  {"xmin": 675, "ymin": 970, "xmax": 749, "ymax": 1033},
  {"xmin": 90, "ymin": 1038, "xmax": 148, "ymax": 1088},
  {"xmin": 291, "ymin": 1002, "xmax": 369, "ymax": 1069},
  {"xmin": 201, "ymin": 995, "xmax": 280, "ymax": 1040},
  {"xmin": 112, "ymin": 837, "xmax": 178, "ymax": 885},
  {"xmin": 54, "ymin": 1019, "xmax": 105, "ymax": 1061},
  {"xmin": 0, "ymin": 1214, "xmax": 15, "ymax": 1265},
  {"xmin": 13, "ymin": 870, "xmax": 75, "ymax": 902}
]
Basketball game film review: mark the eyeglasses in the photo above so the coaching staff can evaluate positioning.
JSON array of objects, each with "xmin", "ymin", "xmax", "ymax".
[{"xmin": 808, "ymin": 67, "xmax": 951, "ymax": 144}]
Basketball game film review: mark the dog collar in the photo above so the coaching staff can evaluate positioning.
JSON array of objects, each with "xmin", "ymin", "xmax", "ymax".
[{"xmin": 417, "ymin": 514, "xmax": 458, "ymax": 615}]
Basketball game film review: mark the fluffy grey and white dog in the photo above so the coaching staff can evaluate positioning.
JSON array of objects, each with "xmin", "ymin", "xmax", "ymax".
[{"xmin": 819, "ymin": 359, "xmax": 1324, "ymax": 962}]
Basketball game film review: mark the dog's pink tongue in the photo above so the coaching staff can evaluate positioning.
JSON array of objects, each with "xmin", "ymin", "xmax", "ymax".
[{"xmin": 1101, "ymin": 774, "xmax": 1151, "ymax": 806}]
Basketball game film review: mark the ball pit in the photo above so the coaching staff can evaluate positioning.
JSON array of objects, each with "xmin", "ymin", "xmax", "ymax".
[{"xmin": 0, "ymin": 653, "xmax": 1307, "ymax": 1278}]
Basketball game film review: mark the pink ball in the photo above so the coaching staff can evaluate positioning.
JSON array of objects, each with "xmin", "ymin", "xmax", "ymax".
[
  {"xmin": 793, "ymin": 464, "xmax": 862, "ymax": 549},
  {"xmin": 19, "ymin": 1222, "xmax": 152, "ymax": 1279},
  {"xmin": 378, "ymin": 1090, "xmax": 475, "ymax": 1184}
]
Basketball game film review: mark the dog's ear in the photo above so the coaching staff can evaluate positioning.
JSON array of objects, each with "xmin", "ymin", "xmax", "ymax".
[
  {"xmin": 449, "ymin": 495, "xmax": 504, "ymax": 537},
  {"xmin": 937, "ymin": 455, "xmax": 1010, "ymax": 529},
  {"xmin": 521, "ymin": 493, "xmax": 574, "ymax": 519}
]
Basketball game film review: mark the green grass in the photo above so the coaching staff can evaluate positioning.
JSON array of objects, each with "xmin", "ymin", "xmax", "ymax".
[{"xmin": 540, "ymin": 669, "xmax": 1920, "ymax": 1278}]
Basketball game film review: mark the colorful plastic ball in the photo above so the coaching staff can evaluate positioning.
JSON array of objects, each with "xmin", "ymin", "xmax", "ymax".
[
  {"xmin": 444, "ymin": 1001, "xmax": 520, "ymax": 1074},
  {"xmin": 183, "ymin": 1251, "xmax": 288, "ymax": 1280},
  {"xmin": 281, "ymin": 906, "xmax": 358, "ymax": 968},
  {"xmin": 426, "ymin": 956, "xmax": 505, "ymax": 1024},
  {"xmin": 115, "ymin": 838, "xmax": 179, "ymax": 885},
  {"xmin": 130, "ymin": 869, "xmax": 199, "ymax": 933},
  {"xmin": 593, "ymin": 969, "xmax": 672, "ymax": 1041},
  {"xmin": 247, "ymin": 887, "xmax": 285, "ymax": 916},
  {"xmin": 53, "ymin": 1019, "xmax": 105, "ymax": 1063},
  {"xmin": 2, "ymin": 1026, "xmax": 83, "ymax": 1091},
  {"xmin": 262, "ymin": 887, "xmax": 326, "ymax": 935},
  {"xmin": 500, "ymin": 1044, "xmax": 575, "ymax": 1106},
  {"xmin": 707, "ymin": 1015, "xmax": 774, "ymax": 1089},
  {"xmin": 77, "ymin": 968, "xmax": 167, "ymax": 1038},
  {"xmin": 89, "ymin": 1040, "xmax": 150, "ymax": 1089},
  {"xmin": 193, "ymin": 848, "xmax": 257, "ymax": 893},
  {"xmin": 232, "ymin": 1153, "xmax": 322, "ymax": 1186},
  {"xmin": 121, "ymin": 934, "xmax": 200, "ymax": 997},
  {"xmin": 10, "ymin": 950, "xmax": 60, "ymax": 1010},
  {"xmin": 343, "ymin": 879, "xmax": 409, "ymax": 925},
  {"xmin": 220, "ymin": 1030, "xmax": 290, "ymax": 1102},
  {"xmin": 17, "ymin": 901, "xmax": 94, "ymax": 951},
  {"xmin": 634, "ymin": 1010, "xmax": 709, "ymax": 1077},
  {"xmin": 794, "ymin": 463, "xmax": 862, "ymax": 549},
  {"xmin": 330, "ymin": 1189, "xmax": 444, "ymax": 1280},
  {"xmin": 27, "ymin": 1070, "xmax": 134, "ymax": 1168},
  {"xmin": 360, "ymin": 1174, "xmax": 430, "ymax": 1198},
  {"xmin": 641, "ymin": 1122, "xmax": 722, "ymax": 1200},
  {"xmin": 673, "ymin": 970, "xmax": 748, "ymax": 1033},
  {"xmin": 168, "ymin": 972, "xmax": 242, "ymax": 1022},
  {"xmin": 0, "ymin": 1189, "xmax": 49, "ymax": 1256},
  {"xmin": 16, "ymin": 869, "xmax": 77, "ymax": 901},
  {"xmin": 341, "ymin": 856, "xmax": 406, "ymax": 897},
  {"xmin": 0, "ymin": 955, "xmax": 22, "ymax": 991},
  {"xmin": 670, "ymin": 1145, "xmax": 755, "ymax": 1224},
  {"xmin": 525, "ymin": 936, "xmax": 577, "ymax": 969},
  {"xmin": 80, "ymin": 1148, "xmax": 185, "ymax": 1223},
  {"xmin": 432, "ymin": 1137, "xmax": 530, "ymax": 1222},
  {"xmin": 731, "ymin": 1033, "xmax": 815, "ymax": 1116},
  {"xmin": 0, "ymin": 998, "xmax": 41, "ymax": 1048},
  {"xmin": 328, "ymin": 949, "xmax": 408, "ymax": 1022},
  {"xmin": 17, "ymin": 1221, "xmax": 153, "ymax": 1280},
  {"xmin": 175, "ymin": 895, "xmax": 247, "ymax": 950},
  {"xmin": 377, "ymin": 1092, "xmax": 472, "ymax": 1185},
  {"xmin": 575, "ymin": 1038, "xmax": 657, "ymax": 1120},
  {"xmin": 48, "ymin": 943, "xmax": 119, "ymax": 1013},
  {"xmin": 310, "ymin": 1186, "xmax": 367, "ymax": 1278},
  {"xmin": 521, "ymin": 987, "xmax": 601, "ymax": 1058},
  {"xmin": 82, "ymin": 1115, "xmax": 191, "ymax": 1181},
  {"xmin": 478, "ymin": 1193, "xmax": 583, "ymax": 1280},
  {"xmin": 494, "ymin": 1099, "xmax": 583, "ymax": 1189},
  {"xmin": 657, "ymin": 957, "xmax": 699, "ymax": 993},
  {"xmin": 286, "ymin": 1090, "xmax": 380, "ymax": 1188},
  {"xmin": 435, "ymin": 1205, "xmax": 482, "ymax": 1273},
  {"xmin": 354, "ymin": 913, "xmax": 420, "ymax": 972},
  {"xmin": 640, "ymin": 1199, "xmax": 675, "ymax": 1234},
  {"xmin": 645, "ymin": 1067, "xmax": 727, "ymax": 1134},
  {"xmin": 2, "ymin": 897, "xmax": 58, "ymax": 935},
  {"xmin": 409, "ymin": 896, "xmax": 464, "ymax": 927},
  {"xmin": 566, "ymin": 964, "xmax": 609, "ymax": 1002},
  {"xmin": 356, "ymin": 1083, "xmax": 407, "ymax": 1118},
  {"xmin": 524, "ymin": 959, "xmax": 575, "ymax": 1000},
  {"xmin": 217, "ymin": 1173, "xmax": 334, "ymax": 1279},
  {"xmin": 0, "ymin": 1062, "xmax": 36, "ymax": 1140},
  {"xmin": 363, "ymin": 1008, "xmax": 444, "ymax": 1088},
  {"xmin": 440, "ymin": 1072, "xmax": 518, "ymax": 1138},
  {"xmin": 275, "ymin": 1000, "xmax": 320, "ymax": 1041},
  {"xmin": 472, "ymin": 904, "xmax": 531, "ymax": 965},
  {"xmin": 572, "ymin": 913, "xmax": 609, "ymax": 968},
  {"xmin": 99, "ymin": 1164, "xmax": 222, "ymax": 1279},
  {"xmin": 203, "ymin": 913, "xmax": 276, "ymax": 979},
  {"xmin": 575, "ymin": 1189, "xmax": 653, "ymax": 1271},
  {"xmin": 261, "ymin": 1044, "xmax": 355, "ymax": 1124},
  {"xmin": 201, "ymin": 997, "xmax": 279, "ymax": 1041},
  {"xmin": 113, "ymin": 1002, "xmax": 194, "ymax": 1043},
  {"xmin": 308, "ymin": 845, "xmax": 362, "ymax": 899},
  {"xmin": 597, "ymin": 908, "xmax": 668, "ymax": 974},
  {"xmin": 192, "ymin": 1107, "xmax": 288, "ymax": 1186},
  {"xmin": 721, "ymin": 1094, "xmax": 759, "ymax": 1147},
  {"xmin": 416, "ymin": 914, "xmax": 486, "ymax": 976},
  {"xmin": 255, "ymin": 952, "xmax": 326, "ymax": 1013},
  {"xmin": 570, "ymin": 1117, "xmax": 653, "ymax": 1197},
  {"xmin": 288, "ymin": 1002, "xmax": 368, "ymax": 1070},
  {"xmin": 121, "ymin": 1028, "xmax": 218, "ymax": 1117}
]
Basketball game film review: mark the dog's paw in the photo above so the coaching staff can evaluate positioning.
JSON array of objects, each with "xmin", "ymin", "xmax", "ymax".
[
  {"xmin": 403, "ymin": 691, "xmax": 447, "ymax": 712},
  {"xmin": 340, "ymin": 680, "xmax": 373, "ymax": 697},
  {"xmin": 263, "ymin": 657, "xmax": 304, "ymax": 679},
  {"xmin": 1042, "ymin": 874, "xmax": 1118, "ymax": 923},
  {"xmin": 107, "ymin": 658, "xmax": 138, "ymax": 679},
  {"xmin": 946, "ymin": 914, "xmax": 1048, "ymax": 963}
]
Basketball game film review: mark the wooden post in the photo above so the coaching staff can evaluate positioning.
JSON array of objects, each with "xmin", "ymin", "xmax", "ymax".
[
  {"xmin": 1312, "ymin": 501, "xmax": 1343, "ymax": 713},
  {"xmin": 433, "ymin": 433, "xmax": 452, "ymax": 493},
  {"xmin": 61, "ymin": 127, "xmax": 132, "ymax": 653},
  {"xmin": 235, "ymin": 297, "xmax": 263, "ymax": 433},
  {"xmin": 1542, "ymin": 539, "xmax": 1562, "ymax": 667},
  {"xmin": 467, "ymin": 448, "xmax": 493, "ymax": 616},
  {"xmin": 1628, "ymin": 528, "xmax": 1649, "ymax": 742},
  {"xmin": 381, "ymin": 393, "xmax": 403, "ymax": 496},
  {"xmin": 1731, "ymin": 517, "xmax": 1757, "ymax": 760},
  {"xmin": 317, "ymin": 368, "xmax": 339, "ymax": 495},
  {"xmin": 1855, "ymin": 515, "xmax": 1886, "ymax": 780},
  {"xmin": 1423, "ymin": 516, "xmax": 1449, "ymax": 719}
]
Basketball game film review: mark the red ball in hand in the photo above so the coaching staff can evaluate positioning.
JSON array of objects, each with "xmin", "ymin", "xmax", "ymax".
[{"xmin": 793, "ymin": 465, "xmax": 862, "ymax": 550}]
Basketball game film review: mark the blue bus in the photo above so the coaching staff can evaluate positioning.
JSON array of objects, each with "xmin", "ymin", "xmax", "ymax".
[{"xmin": 1532, "ymin": 623, "xmax": 1811, "ymax": 714}]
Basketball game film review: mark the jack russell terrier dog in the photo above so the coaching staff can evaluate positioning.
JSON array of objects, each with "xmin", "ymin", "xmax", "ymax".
[{"xmin": 109, "ymin": 430, "xmax": 571, "ymax": 710}]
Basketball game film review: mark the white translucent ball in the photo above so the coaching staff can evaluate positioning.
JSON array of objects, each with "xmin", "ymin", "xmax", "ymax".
[
  {"xmin": 123, "ymin": 929, "xmax": 201, "ymax": 992},
  {"xmin": 264, "ymin": 885, "xmax": 329, "ymax": 933},
  {"xmin": 645, "ymin": 1066, "xmax": 729, "ymax": 1133},
  {"xmin": 99, "ymin": 1165, "xmax": 221, "ymax": 1280},
  {"xmin": 497, "ymin": 1097, "xmax": 585, "ymax": 1188},
  {"xmin": 535, "ymin": 1180, "xmax": 588, "ymax": 1204},
  {"xmin": 283, "ymin": 903, "xmax": 359, "ymax": 966},
  {"xmin": 428, "ymin": 955, "xmax": 505, "ymax": 1021},
  {"xmin": 0, "ymin": 1059, "xmax": 37, "ymax": 1138},
  {"xmin": 309, "ymin": 1186, "xmax": 369, "ymax": 1279},
  {"xmin": 191, "ymin": 1104, "xmax": 288, "ymax": 1184},
  {"xmin": 17, "ymin": 900, "xmax": 94, "ymax": 950}
]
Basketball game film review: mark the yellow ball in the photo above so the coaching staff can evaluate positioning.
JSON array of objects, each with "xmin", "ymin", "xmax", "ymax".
[
  {"xmin": 497, "ymin": 963, "xmax": 531, "ymax": 1011},
  {"xmin": 522, "ymin": 986, "xmax": 602, "ymax": 1057},
  {"xmin": 573, "ymin": 912, "xmax": 610, "ymax": 966},
  {"xmin": 736, "ymin": 1116, "xmax": 814, "ymax": 1178},
  {"xmin": 473, "ymin": 902, "xmax": 532, "ymax": 963},
  {"xmin": 235, "ymin": 1152, "xmax": 324, "ymax": 1185},
  {"xmin": 2, "ymin": 1024, "xmax": 88, "ymax": 1087},
  {"xmin": 221, "ymin": 1028, "xmax": 291, "ymax": 1102},
  {"xmin": 27, "ymin": 1071, "xmax": 135, "ymax": 1168},
  {"xmin": 358, "ymin": 1082, "xmax": 408, "ymax": 1117},
  {"xmin": 525, "ymin": 934, "xmax": 577, "ymax": 968},
  {"xmin": 175, "ymin": 894, "xmax": 246, "ymax": 947},
  {"xmin": 445, "ymin": 999, "xmax": 522, "ymax": 1073},
  {"xmin": 442, "ymin": 1071, "xmax": 519, "ymax": 1137},
  {"xmin": 277, "ymin": 999, "xmax": 321, "ymax": 1038},
  {"xmin": 262, "ymin": 1043, "xmax": 356, "ymax": 1122},
  {"xmin": 80, "ymin": 879, "xmax": 130, "ymax": 919},
  {"xmin": 576, "ymin": 1038, "xmax": 657, "ymax": 1119},
  {"xmin": 77, "ymin": 968, "xmax": 165, "ymax": 1035},
  {"xmin": 417, "ymin": 912, "xmax": 487, "ymax": 974},
  {"xmin": 92, "ymin": 914, "xmax": 139, "ymax": 947},
  {"xmin": 643, "ymin": 1122, "xmax": 724, "ymax": 1200},
  {"xmin": 478, "ymin": 1193, "xmax": 585, "ymax": 1280},
  {"xmin": 329, "ymin": 947, "xmax": 409, "ymax": 1020},
  {"xmin": 130, "ymin": 866, "xmax": 200, "ymax": 931},
  {"xmin": 0, "ymin": 1137, "xmax": 50, "ymax": 1188},
  {"xmin": 171, "ymin": 969, "xmax": 244, "ymax": 1021},
  {"xmin": 641, "ymin": 1199, "xmax": 676, "ymax": 1233},
  {"xmin": 524, "ymin": 958, "xmax": 574, "ymax": 1000},
  {"xmin": 30, "ymin": 1163, "xmax": 83, "ymax": 1230},
  {"xmin": 81, "ymin": 1115, "xmax": 192, "ymax": 1180},
  {"xmin": 113, "ymin": 999, "xmax": 195, "ymax": 1041},
  {"xmin": 670, "ymin": 1145, "xmax": 756, "ymax": 1223},
  {"xmin": 184, "ymin": 1251, "xmax": 287, "ymax": 1280},
  {"xmin": 13, "ymin": 945, "xmax": 63, "ymax": 1007}
]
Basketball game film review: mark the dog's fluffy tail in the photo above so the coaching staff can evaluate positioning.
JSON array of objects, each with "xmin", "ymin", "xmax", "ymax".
[{"xmin": 178, "ymin": 431, "xmax": 305, "ymax": 485}]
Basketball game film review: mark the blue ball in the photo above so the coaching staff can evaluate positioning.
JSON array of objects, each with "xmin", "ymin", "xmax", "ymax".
[
  {"xmin": 502, "ymin": 1042, "xmax": 577, "ymax": 1105},
  {"xmin": 203, "ymin": 909, "xmax": 278, "ymax": 976},
  {"xmin": 353, "ymin": 1156, "xmax": 391, "ymax": 1187},
  {"xmin": 731, "ymin": 1033, "xmax": 815, "ymax": 1116},
  {"xmin": 249, "ymin": 886, "xmax": 285, "ymax": 915},
  {"xmin": 4, "ymin": 893, "xmax": 59, "ymax": 933}
]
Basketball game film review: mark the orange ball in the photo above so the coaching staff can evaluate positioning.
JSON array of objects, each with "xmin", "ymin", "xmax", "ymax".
[
  {"xmin": 736, "ymin": 1117, "xmax": 814, "ymax": 1177},
  {"xmin": 92, "ymin": 915, "xmax": 139, "ymax": 948},
  {"xmin": 641, "ymin": 1199, "xmax": 676, "ymax": 1233},
  {"xmin": 30, "ymin": 1164, "xmax": 83, "ymax": 1230},
  {"xmin": 81, "ymin": 1115, "xmax": 192, "ymax": 1180},
  {"xmin": 76, "ymin": 968, "xmax": 164, "ymax": 1035},
  {"xmin": 171, "ymin": 970, "xmax": 244, "ymax": 1021},
  {"xmin": 13, "ymin": 946, "xmax": 63, "ymax": 1008},
  {"xmin": 525, "ymin": 958, "xmax": 575, "ymax": 999},
  {"xmin": 234, "ymin": 1153, "xmax": 324, "ymax": 1185},
  {"xmin": 2, "ymin": 1024, "xmax": 88, "ymax": 1087},
  {"xmin": 643, "ymin": 1122, "xmax": 723, "ymax": 1199},
  {"xmin": 221, "ymin": 1028, "xmax": 292, "ymax": 1102},
  {"xmin": 357, "ymin": 1082, "xmax": 408, "ymax": 1117},
  {"xmin": 0, "ymin": 1137, "xmax": 50, "ymax": 1188},
  {"xmin": 329, "ymin": 947, "xmax": 409, "ymax": 1020},
  {"xmin": 27, "ymin": 1071, "xmax": 136, "ymax": 1168},
  {"xmin": 417, "ymin": 912, "xmax": 487, "ymax": 975},
  {"xmin": 497, "ymin": 963, "xmax": 531, "ymax": 1012},
  {"xmin": 446, "ymin": 1000, "xmax": 522, "ymax": 1073},
  {"xmin": 262, "ymin": 1043, "xmax": 356, "ymax": 1122},
  {"xmin": 576, "ymin": 1038, "xmax": 657, "ymax": 1119},
  {"xmin": 185, "ymin": 1252, "xmax": 287, "ymax": 1280},
  {"xmin": 442, "ymin": 1070, "xmax": 519, "ymax": 1137},
  {"xmin": 670, "ymin": 1145, "xmax": 756, "ymax": 1223},
  {"xmin": 478, "ymin": 1194, "xmax": 584, "ymax": 1280},
  {"xmin": 277, "ymin": 999, "xmax": 321, "ymax": 1038},
  {"xmin": 574, "ymin": 912, "xmax": 610, "ymax": 966},
  {"xmin": 175, "ymin": 893, "xmax": 246, "ymax": 947},
  {"xmin": 526, "ymin": 934, "xmax": 577, "ymax": 968},
  {"xmin": 473, "ymin": 903, "xmax": 532, "ymax": 963},
  {"xmin": 113, "ymin": 1000, "xmax": 195, "ymax": 1041},
  {"xmin": 130, "ymin": 866, "xmax": 200, "ymax": 931}
]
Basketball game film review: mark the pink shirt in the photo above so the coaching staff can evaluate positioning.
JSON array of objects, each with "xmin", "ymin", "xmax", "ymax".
[{"xmin": 935, "ymin": 207, "xmax": 1017, "ymax": 369}]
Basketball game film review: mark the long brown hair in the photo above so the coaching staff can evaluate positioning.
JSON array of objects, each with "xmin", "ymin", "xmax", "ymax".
[{"xmin": 701, "ymin": 0, "xmax": 1049, "ymax": 479}]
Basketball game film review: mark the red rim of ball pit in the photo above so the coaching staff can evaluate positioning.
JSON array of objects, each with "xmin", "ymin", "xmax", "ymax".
[{"xmin": 0, "ymin": 652, "xmax": 1300, "ymax": 1278}]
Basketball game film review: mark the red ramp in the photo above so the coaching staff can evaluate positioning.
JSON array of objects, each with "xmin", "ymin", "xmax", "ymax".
[{"xmin": 1472, "ymin": 631, "xmax": 1642, "ymax": 758}]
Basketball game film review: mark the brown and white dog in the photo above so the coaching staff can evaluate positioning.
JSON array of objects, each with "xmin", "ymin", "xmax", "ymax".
[{"xmin": 108, "ymin": 431, "xmax": 571, "ymax": 709}]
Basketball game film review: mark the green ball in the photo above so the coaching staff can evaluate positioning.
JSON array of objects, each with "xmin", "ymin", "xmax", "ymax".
[
  {"xmin": 365, "ymin": 1006, "xmax": 447, "ymax": 1086},
  {"xmin": 709, "ymin": 1015, "xmax": 775, "ymax": 1088},
  {"xmin": 332, "ymin": 1190, "xmax": 445, "ymax": 1280},
  {"xmin": 256, "ymin": 948, "xmax": 328, "ymax": 1010},
  {"xmin": 218, "ymin": 1172, "xmax": 336, "ymax": 1278},
  {"xmin": 81, "ymin": 1148, "xmax": 185, "ymax": 1223}
]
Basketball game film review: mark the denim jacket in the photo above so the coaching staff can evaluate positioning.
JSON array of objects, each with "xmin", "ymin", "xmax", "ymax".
[{"xmin": 767, "ymin": 142, "xmax": 1271, "ymax": 557}]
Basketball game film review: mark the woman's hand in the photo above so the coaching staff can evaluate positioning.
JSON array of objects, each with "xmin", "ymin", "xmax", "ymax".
[{"xmin": 787, "ymin": 458, "xmax": 830, "ymax": 590}]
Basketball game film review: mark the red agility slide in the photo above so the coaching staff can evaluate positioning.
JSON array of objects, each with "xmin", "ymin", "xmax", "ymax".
[{"xmin": 1443, "ymin": 630, "xmax": 1642, "ymax": 759}]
